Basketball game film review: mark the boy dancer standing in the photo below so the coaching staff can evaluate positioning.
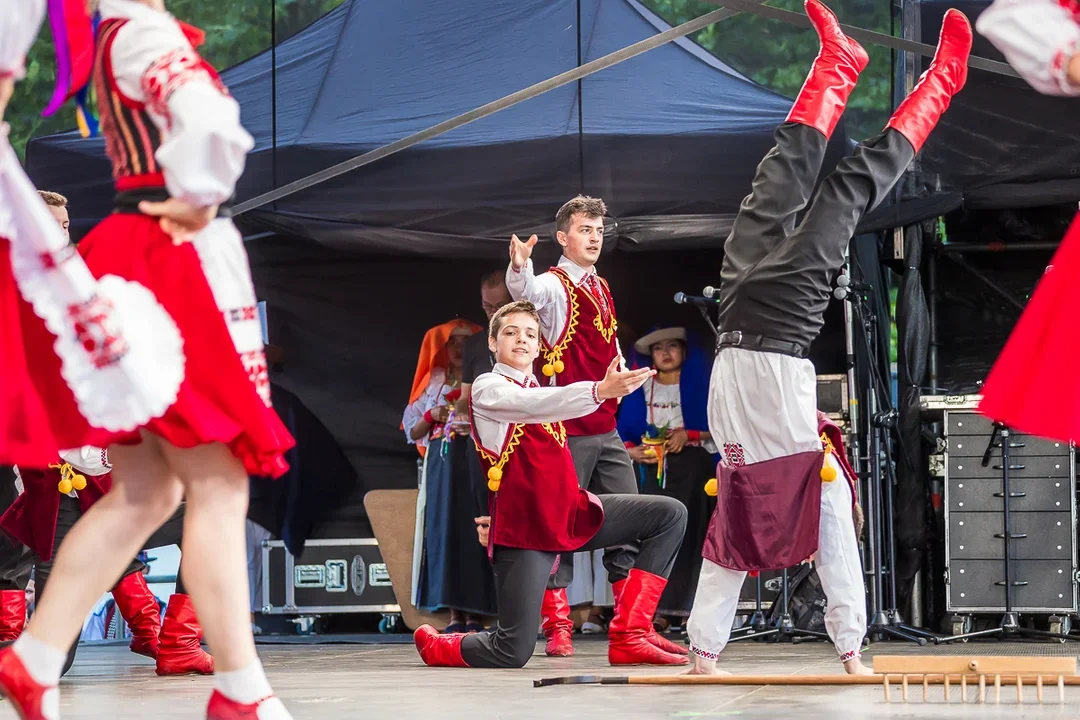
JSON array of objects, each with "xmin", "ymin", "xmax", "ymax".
[
  {"xmin": 413, "ymin": 301, "xmax": 688, "ymax": 668},
  {"xmin": 507, "ymin": 198, "xmax": 685, "ymax": 658},
  {"xmin": 685, "ymin": 1, "xmax": 971, "ymax": 675}
]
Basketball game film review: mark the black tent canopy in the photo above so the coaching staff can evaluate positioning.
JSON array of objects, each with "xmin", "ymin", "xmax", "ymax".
[{"xmin": 26, "ymin": 0, "xmax": 839, "ymax": 254}]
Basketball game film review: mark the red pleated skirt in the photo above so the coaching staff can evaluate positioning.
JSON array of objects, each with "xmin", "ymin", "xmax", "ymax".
[
  {"xmin": 21, "ymin": 214, "xmax": 294, "ymax": 477},
  {"xmin": 0, "ymin": 240, "xmax": 71, "ymax": 468},
  {"xmin": 979, "ymin": 214, "xmax": 1080, "ymax": 442}
]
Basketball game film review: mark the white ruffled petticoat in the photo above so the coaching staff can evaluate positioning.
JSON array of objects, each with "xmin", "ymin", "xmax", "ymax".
[{"xmin": 0, "ymin": 123, "xmax": 184, "ymax": 432}]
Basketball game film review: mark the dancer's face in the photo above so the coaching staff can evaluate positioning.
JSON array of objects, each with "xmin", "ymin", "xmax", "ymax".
[
  {"xmin": 47, "ymin": 204, "xmax": 70, "ymax": 242},
  {"xmin": 490, "ymin": 312, "xmax": 540, "ymax": 373},
  {"xmin": 557, "ymin": 214, "xmax": 604, "ymax": 269}
]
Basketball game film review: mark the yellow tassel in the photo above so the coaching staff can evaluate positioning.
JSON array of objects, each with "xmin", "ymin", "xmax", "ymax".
[
  {"xmin": 58, "ymin": 478, "xmax": 73, "ymax": 494},
  {"xmin": 487, "ymin": 466, "xmax": 503, "ymax": 492},
  {"xmin": 704, "ymin": 478, "xmax": 718, "ymax": 496},
  {"xmin": 71, "ymin": 473, "xmax": 87, "ymax": 491},
  {"xmin": 542, "ymin": 363, "xmax": 555, "ymax": 377},
  {"xmin": 820, "ymin": 461, "xmax": 838, "ymax": 482},
  {"xmin": 553, "ymin": 360, "xmax": 565, "ymax": 374}
]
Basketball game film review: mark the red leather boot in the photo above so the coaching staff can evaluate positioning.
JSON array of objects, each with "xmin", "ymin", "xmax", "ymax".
[
  {"xmin": 413, "ymin": 624, "xmax": 469, "ymax": 667},
  {"xmin": 0, "ymin": 647, "xmax": 57, "ymax": 720},
  {"xmin": 206, "ymin": 690, "xmax": 290, "ymax": 719},
  {"xmin": 786, "ymin": 0, "xmax": 870, "ymax": 138},
  {"xmin": 156, "ymin": 594, "xmax": 214, "ymax": 675},
  {"xmin": 886, "ymin": 9, "xmax": 972, "ymax": 152},
  {"xmin": 540, "ymin": 588, "xmax": 574, "ymax": 657},
  {"xmin": 0, "ymin": 590, "xmax": 26, "ymax": 642},
  {"xmin": 611, "ymin": 578, "xmax": 688, "ymax": 657},
  {"xmin": 111, "ymin": 571, "xmax": 161, "ymax": 659},
  {"xmin": 608, "ymin": 569, "xmax": 687, "ymax": 666}
]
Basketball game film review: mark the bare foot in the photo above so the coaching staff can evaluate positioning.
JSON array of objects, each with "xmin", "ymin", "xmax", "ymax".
[
  {"xmin": 844, "ymin": 657, "xmax": 874, "ymax": 676},
  {"xmin": 684, "ymin": 655, "xmax": 732, "ymax": 676}
]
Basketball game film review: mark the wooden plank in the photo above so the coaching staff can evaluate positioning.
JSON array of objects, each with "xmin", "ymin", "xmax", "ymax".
[
  {"xmin": 872, "ymin": 655, "xmax": 1077, "ymax": 676},
  {"xmin": 363, "ymin": 489, "xmax": 448, "ymax": 632},
  {"xmin": 593, "ymin": 674, "xmax": 1080, "ymax": 686}
]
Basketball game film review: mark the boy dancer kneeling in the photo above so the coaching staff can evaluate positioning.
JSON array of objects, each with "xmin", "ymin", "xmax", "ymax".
[{"xmin": 414, "ymin": 301, "xmax": 688, "ymax": 668}]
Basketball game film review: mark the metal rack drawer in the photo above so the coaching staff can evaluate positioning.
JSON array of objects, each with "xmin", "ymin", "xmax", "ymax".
[
  {"xmin": 947, "ymin": 559, "xmax": 1076, "ymax": 612},
  {"xmin": 949, "ymin": 512, "xmax": 1073, "ymax": 560},
  {"xmin": 948, "ymin": 454, "xmax": 1070, "ymax": 479},
  {"xmin": 947, "ymin": 477, "xmax": 1073, "ymax": 513}
]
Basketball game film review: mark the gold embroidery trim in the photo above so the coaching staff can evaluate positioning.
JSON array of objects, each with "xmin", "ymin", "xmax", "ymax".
[
  {"xmin": 474, "ymin": 423, "xmax": 526, "ymax": 473},
  {"xmin": 820, "ymin": 432, "xmax": 834, "ymax": 455},
  {"xmin": 542, "ymin": 268, "xmax": 582, "ymax": 367},
  {"xmin": 541, "ymin": 421, "xmax": 567, "ymax": 447},
  {"xmin": 577, "ymin": 273, "xmax": 618, "ymax": 343}
]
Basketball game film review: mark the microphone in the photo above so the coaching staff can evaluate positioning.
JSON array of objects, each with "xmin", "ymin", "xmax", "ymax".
[
  {"xmin": 836, "ymin": 274, "xmax": 872, "ymax": 292},
  {"xmin": 702, "ymin": 285, "xmax": 720, "ymax": 299},
  {"xmin": 673, "ymin": 292, "xmax": 718, "ymax": 306}
]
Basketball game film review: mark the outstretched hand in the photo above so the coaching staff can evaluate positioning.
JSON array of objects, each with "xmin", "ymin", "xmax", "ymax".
[
  {"xmin": 509, "ymin": 234, "xmax": 538, "ymax": 270},
  {"xmin": 138, "ymin": 198, "xmax": 218, "ymax": 245},
  {"xmin": 596, "ymin": 357, "xmax": 655, "ymax": 401}
]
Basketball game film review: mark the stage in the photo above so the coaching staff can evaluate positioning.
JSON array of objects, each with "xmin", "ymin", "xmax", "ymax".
[{"xmin": 11, "ymin": 637, "xmax": 1080, "ymax": 718}]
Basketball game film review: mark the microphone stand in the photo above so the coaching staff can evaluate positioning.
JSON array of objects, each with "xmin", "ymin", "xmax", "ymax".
[
  {"xmin": 843, "ymin": 286, "xmax": 936, "ymax": 645},
  {"xmin": 694, "ymin": 303, "xmax": 719, "ymax": 342}
]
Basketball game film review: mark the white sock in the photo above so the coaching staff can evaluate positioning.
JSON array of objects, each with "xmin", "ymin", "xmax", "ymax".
[
  {"xmin": 11, "ymin": 633, "xmax": 63, "ymax": 720},
  {"xmin": 12, "ymin": 632, "xmax": 64, "ymax": 686},
  {"xmin": 215, "ymin": 658, "xmax": 274, "ymax": 705},
  {"xmin": 253, "ymin": 696, "xmax": 293, "ymax": 720}
]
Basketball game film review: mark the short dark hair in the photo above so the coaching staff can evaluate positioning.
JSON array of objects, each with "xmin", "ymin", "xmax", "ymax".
[
  {"xmin": 555, "ymin": 195, "xmax": 607, "ymax": 234},
  {"xmin": 480, "ymin": 269, "xmax": 505, "ymax": 288},
  {"xmin": 489, "ymin": 300, "xmax": 540, "ymax": 339}
]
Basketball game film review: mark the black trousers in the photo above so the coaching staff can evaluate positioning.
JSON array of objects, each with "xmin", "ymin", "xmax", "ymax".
[
  {"xmin": 461, "ymin": 494, "xmax": 686, "ymax": 668},
  {"xmin": 716, "ymin": 123, "xmax": 916, "ymax": 349},
  {"xmin": 547, "ymin": 430, "xmax": 638, "ymax": 591}
]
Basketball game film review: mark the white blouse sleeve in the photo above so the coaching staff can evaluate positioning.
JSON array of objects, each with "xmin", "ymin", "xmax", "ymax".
[
  {"xmin": 58, "ymin": 446, "xmax": 112, "ymax": 477},
  {"xmin": 471, "ymin": 374, "xmax": 601, "ymax": 425},
  {"xmin": 109, "ymin": 18, "xmax": 253, "ymax": 206},
  {"xmin": 402, "ymin": 372, "xmax": 446, "ymax": 447},
  {"xmin": 0, "ymin": 0, "xmax": 46, "ymax": 79},
  {"xmin": 977, "ymin": 0, "xmax": 1080, "ymax": 96}
]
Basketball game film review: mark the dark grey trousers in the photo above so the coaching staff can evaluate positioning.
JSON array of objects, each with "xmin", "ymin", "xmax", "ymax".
[
  {"xmin": 548, "ymin": 430, "xmax": 638, "ymax": 589},
  {"xmin": 461, "ymin": 494, "xmax": 687, "ymax": 668},
  {"xmin": 716, "ymin": 123, "xmax": 916, "ymax": 350}
]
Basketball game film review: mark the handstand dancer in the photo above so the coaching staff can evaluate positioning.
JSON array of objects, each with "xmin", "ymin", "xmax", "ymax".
[
  {"xmin": 413, "ymin": 301, "xmax": 689, "ymax": 668},
  {"xmin": 684, "ymin": 1, "xmax": 971, "ymax": 675}
]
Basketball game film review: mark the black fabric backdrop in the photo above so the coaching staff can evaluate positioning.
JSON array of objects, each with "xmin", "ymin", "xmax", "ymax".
[{"xmin": 250, "ymin": 236, "xmax": 849, "ymax": 499}]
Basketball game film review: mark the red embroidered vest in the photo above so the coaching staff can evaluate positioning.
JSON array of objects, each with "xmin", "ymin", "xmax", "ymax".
[
  {"xmin": 94, "ymin": 18, "xmax": 225, "ymax": 194},
  {"xmin": 536, "ymin": 267, "xmax": 619, "ymax": 436},
  {"xmin": 94, "ymin": 19, "xmax": 166, "ymax": 191},
  {"xmin": 472, "ymin": 384, "xmax": 604, "ymax": 554},
  {"xmin": 0, "ymin": 464, "xmax": 110, "ymax": 562}
]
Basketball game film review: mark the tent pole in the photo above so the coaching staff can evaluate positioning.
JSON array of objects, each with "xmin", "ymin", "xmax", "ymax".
[{"xmin": 933, "ymin": 242, "xmax": 1060, "ymax": 253}]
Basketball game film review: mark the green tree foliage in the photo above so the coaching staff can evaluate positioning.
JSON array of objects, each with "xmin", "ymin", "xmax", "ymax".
[
  {"xmin": 7, "ymin": 0, "xmax": 344, "ymax": 159},
  {"xmin": 639, "ymin": 0, "xmax": 894, "ymax": 141},
  {"xmin": 9, "ymin": 1, "xmax": 893, "ymax": 157}
]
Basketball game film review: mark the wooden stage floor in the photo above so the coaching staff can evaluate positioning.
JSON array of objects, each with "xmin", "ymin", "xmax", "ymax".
[{"xmin": 7, "ymin": 637, "xmax": 1080, "ymax": 718}]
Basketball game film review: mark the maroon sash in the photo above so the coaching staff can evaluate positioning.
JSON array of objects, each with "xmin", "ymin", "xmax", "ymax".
[{"xmin": 701, "ymin": 450, "xmax": 824, "ymax": 572}]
